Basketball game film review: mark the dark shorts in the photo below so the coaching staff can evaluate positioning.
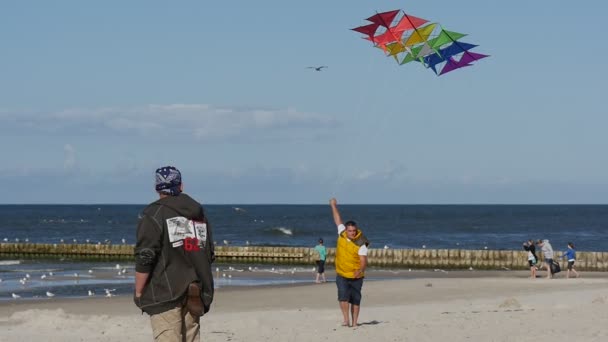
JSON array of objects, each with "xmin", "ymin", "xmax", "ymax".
[
  {"xmin": 545, "ymin": 258, "xmax": 553, "ymax": 266},
  {"xmin": 568, "ymin": 261, "xmax": 575, "ymax": 270},
  {"xmin": 528, "ymin": 260, "xmax": 536, "ymax": 267},
  {"xmin": 336, "ymin": 275, "xmax": 363, "ymax": 305},
  {"xmin": 316, "ymin": 260, "xmax": 325, "ymax": 274}
]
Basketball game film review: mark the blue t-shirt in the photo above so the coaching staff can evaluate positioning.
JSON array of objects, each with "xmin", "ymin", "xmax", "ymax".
[{"xmin": 315, "ymin": 245, "xmax": 327, "ymax": 261}]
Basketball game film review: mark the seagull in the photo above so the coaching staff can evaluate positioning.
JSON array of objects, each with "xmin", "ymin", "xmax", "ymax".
[
  {"xmin": 12, "ymin": 293, "xmax": 21, "ymax": 299},
  {"xmin": 88, "ymin": 290, "xmax": 95, "ymax": 296},
  {"xmin": 307, "ymin": 66, "xmax": 328, "ymax": 71},
  {"xmin": 46, "ymin": 291, "xmax": 55, "ymax": 297}
]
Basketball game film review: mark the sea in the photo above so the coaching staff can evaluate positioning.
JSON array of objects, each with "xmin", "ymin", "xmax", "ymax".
[{"xmin": 1, "ymin": 204, "xmax": 607, "ymax": 301}]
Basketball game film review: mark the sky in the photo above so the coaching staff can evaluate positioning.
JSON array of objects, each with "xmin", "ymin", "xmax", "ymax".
[{"xmin": 1, "ymin": 1, "xmax": 607, "ymax": 204}]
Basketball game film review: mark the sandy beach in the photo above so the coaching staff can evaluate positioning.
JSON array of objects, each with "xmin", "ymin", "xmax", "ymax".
[{"xmin": 1, "ymin": 271, "xmax": 607, "ymax": 342}]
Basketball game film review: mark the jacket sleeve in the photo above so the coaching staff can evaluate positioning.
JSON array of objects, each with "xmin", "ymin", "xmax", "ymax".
[
  {"xmin": 201, "ymin": 206, "xmax": 215, "ymax": 263},
  {"xmin": 134, "ymin": 212, "xmax": 163, "ymax": 273}
]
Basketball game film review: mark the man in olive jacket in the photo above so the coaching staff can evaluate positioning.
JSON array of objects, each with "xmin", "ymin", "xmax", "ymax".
[{"xmin": 134, "ymin": 166, "xmax": 214, "ymax": 342}]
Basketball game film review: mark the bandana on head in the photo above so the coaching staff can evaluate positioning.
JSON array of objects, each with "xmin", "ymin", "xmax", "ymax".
[{"xmin": 155, "ymin": 166, "xmax": 182, "ymax": 196}]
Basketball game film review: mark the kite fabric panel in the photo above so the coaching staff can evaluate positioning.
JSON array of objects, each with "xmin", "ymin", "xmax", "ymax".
[{"xmin": 351, "ymin": 9, "xmax": 489, "ymax": 76}]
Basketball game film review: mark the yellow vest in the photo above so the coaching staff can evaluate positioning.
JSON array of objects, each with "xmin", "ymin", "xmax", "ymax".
[{"xmin": 335, "ymin": 229, "xmax": 366, "ymax": 278}]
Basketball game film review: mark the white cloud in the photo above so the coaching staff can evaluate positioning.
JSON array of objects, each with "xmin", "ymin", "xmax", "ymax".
[
  {"xmin": 0, "ymin": 104, "xmax": 337, "ymax": 142},
  {"xmin": 63, "ymin": 144, "xmax": 76, "ymax": 170}
]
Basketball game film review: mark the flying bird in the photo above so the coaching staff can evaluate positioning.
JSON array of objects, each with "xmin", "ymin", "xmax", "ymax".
[{"xmin": 306, "ymin": 66, "xmax": 328, "ymax": 71}]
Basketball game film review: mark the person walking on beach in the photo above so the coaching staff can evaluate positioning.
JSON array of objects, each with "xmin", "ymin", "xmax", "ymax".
[
  {"xmin": 314, "ymin": 238, "xmax": 327, "ymax": 283},
  {"xmin": 329, "ymin": 198, "xmax": 369, "ymax": 327},
  {"xmin": 134, "ymin": 166, "xmax": 215, "ymax": 342},
  {"xmin": 561, "ymin": 242, "xmax": 580, "ymax": 279},
  {"xmin": 537, "ymin": 239, "xmax": 554, "ymax": 279},
  {"xmin": 523, "ymin": 240, "xmax": 537, "ymax": 279},
  {"xmin": 526, "ymin": 239, "xmax": 538, "ymax": 269}
]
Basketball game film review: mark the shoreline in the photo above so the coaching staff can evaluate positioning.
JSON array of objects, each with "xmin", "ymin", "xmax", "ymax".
[{"xmin": 2, "ymin": 269, "xmax": 607, "ymax": 309}]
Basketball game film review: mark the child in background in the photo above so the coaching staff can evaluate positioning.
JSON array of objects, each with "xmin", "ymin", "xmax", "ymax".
[
  {"xmin": 314, "ymin": 238, "xmax": 327, "ymax": 283},
  {"xmin": 562, "ymin": 242, "xmax": 580, "ymax": 279},
  {"xmin": 523, "ymin": 241, "xmax": 537, "ymax": 279}
]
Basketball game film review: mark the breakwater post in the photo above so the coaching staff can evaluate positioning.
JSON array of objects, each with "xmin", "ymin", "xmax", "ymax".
[{"xmin": 0, "ymin": 243, "xmax": 606, "ymax": 271}]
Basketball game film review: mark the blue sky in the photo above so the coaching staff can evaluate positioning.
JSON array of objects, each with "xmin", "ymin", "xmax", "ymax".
[{"xmin": 1, "ymin": 1, "xmax": 606, "ymax": 204}]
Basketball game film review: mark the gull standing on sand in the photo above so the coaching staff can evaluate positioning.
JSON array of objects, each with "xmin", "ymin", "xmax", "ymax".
[
  {"xmin": 46, "ymin": 291, "xmax": 55, "ymax": 297},
  {"xmin": 12, "ymin": 293, "xmax": 21, "ymax": 299}
]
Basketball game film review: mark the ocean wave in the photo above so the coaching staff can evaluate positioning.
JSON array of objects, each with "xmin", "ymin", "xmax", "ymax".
[
  {"xmin": 0, "ymin": 260, "xmax": 21, "ymax": 266},
  {"xmin": 271, "ymin": 227, "xmax": 293, "ymax": 236}
]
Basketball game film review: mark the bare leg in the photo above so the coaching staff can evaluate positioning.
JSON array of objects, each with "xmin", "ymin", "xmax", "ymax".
[
  {"xmin": 315, "ymin": 273, "xmax": 320, "ymax": 283},
  {"xmin": 321, "ymin": 273, "xmax": 326, "ymax": 282},
  {"xmin": 545, "ymin": 264, "xmax": 552, "ymax": 279},
  {"xmin": 566, "ymin": 269, "xmax": 570, "ymax": 278},
  {"xmin": 339, "ymin": 301, "xmax": 350, "ymax": 326},
  {"xmin": 572, "ymin": 268, "xmax": 580, "ymax": 278},
  {"xmin": 351, "ymin": 304, "xmax": 360, "ymax": 327},
  {"xmin": 530, "ymin": 266, "xmax": 536, "ymax": 279}
]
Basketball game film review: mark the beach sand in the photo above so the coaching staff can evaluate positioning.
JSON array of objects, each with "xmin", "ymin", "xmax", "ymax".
[{"xmin": 1, "ymin": 271, "xmax": 607, "ymax": 341}]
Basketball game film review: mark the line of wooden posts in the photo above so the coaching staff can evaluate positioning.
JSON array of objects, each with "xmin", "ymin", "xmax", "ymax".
[{"xmin": 1, "ymin": 243, "xmax": 607, "ymax": 271}]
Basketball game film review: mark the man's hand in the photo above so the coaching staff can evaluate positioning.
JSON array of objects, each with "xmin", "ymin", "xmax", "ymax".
[
  {"xmin": 353, "ymin": 269, "xmax": 363, "ymax": 279},
  {"xmin": 135, "ymin": 292, "xmax": 142, "ymax": 298},
  {"xmin": 330, "ymin": 198, "xmax": 337, "ymax": 207}
]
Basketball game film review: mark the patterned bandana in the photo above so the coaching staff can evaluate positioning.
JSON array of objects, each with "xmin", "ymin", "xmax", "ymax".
[{"xmin": 155, "ymin": 166, "xmax": 182, "ymax": 196}]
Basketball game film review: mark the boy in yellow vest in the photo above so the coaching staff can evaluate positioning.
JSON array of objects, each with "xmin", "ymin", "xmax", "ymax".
[{"xmin": 329, "ymin": 198, "xmax": 369, "ymax": 327}]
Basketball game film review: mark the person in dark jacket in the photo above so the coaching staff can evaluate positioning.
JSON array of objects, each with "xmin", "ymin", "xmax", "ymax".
[
  {"xmin": 134, "ymin": 166, "xmax": 215, "ymax": 342},
  {"xmin": 523, "ymin": 240, "xmax": 537, "ymax": 279}
]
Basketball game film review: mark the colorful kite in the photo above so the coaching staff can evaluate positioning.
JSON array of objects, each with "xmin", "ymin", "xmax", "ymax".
[{"xmin": 352, "ymin": 9, "xmax": 489, "ymax": 76}]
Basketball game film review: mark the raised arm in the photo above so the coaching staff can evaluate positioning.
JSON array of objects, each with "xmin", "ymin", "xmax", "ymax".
[{"xmin": 329, "ymin": 198, "xmax": 343, "ymax": 227}]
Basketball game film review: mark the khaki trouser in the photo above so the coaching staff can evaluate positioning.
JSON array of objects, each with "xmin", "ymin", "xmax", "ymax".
[{"xmin": 150, "ymin": 305, "xmax": 200, "ymax": 342}]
